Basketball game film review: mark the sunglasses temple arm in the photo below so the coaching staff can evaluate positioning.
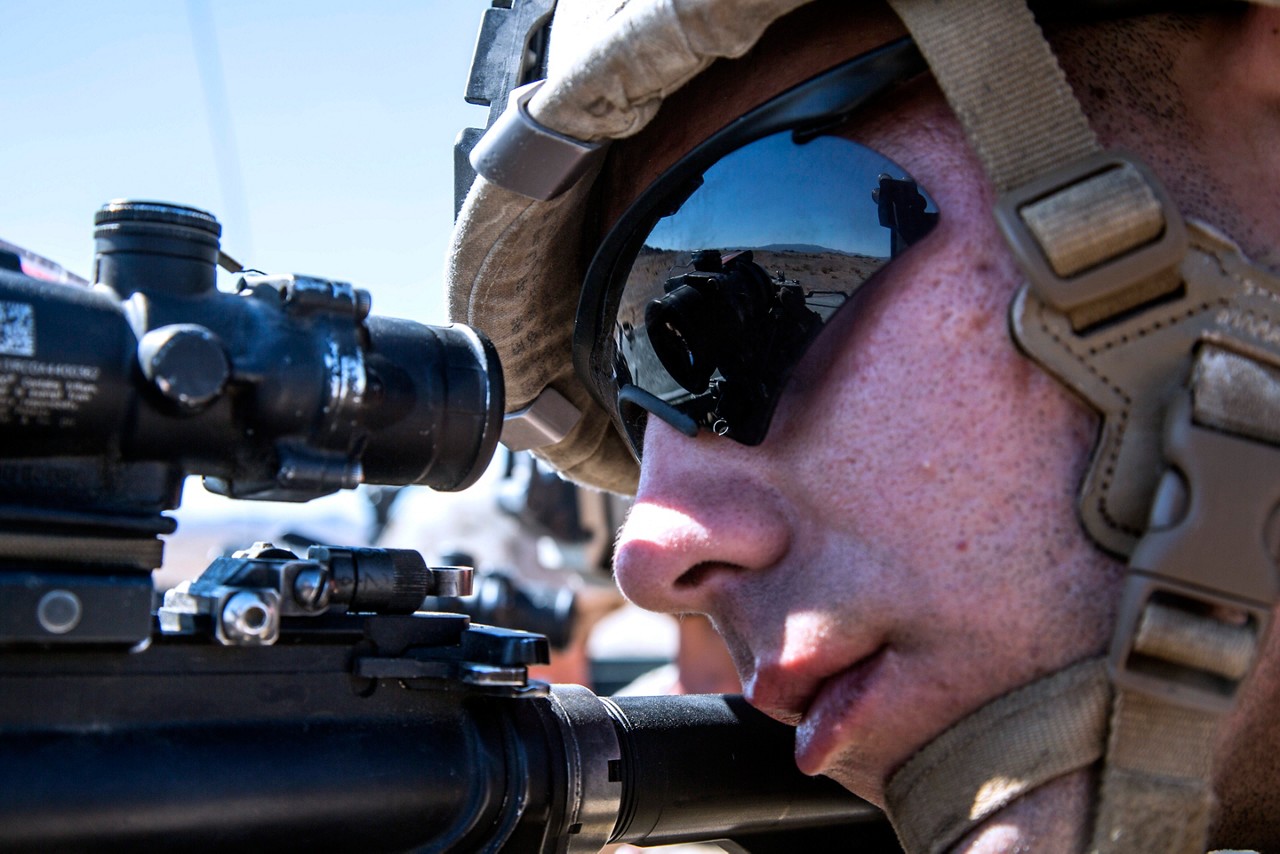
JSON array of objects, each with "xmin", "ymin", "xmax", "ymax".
[{"xmin": 618, "ymin": 384, "xmax": 699, "ymax": 438}]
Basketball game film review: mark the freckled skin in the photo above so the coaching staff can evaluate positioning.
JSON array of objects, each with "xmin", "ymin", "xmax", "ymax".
[{"xmin": 599, "ymin": 2, "xmax": 1280, "ymax": 847}]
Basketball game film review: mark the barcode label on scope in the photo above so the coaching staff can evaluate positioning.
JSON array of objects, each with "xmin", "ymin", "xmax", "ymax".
[{"xmin": 0, "ymin": 302, "xmax": 35, "ymax": 357}]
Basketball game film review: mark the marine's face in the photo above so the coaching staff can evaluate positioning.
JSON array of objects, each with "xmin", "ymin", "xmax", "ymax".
[{"xmin": 604, "ymin": 27, "xmax": 1124, "ymax": 805}]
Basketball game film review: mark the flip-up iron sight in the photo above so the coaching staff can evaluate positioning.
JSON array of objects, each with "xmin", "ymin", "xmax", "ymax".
[{"xmin": 0, "ymin": 203, "xmax": 893, "ymax": 852}]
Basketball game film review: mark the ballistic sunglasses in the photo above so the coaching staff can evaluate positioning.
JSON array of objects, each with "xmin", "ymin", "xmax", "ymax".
[{"xmin": 573, "ymin": 38, "xmax": 937, "ymax": 457}]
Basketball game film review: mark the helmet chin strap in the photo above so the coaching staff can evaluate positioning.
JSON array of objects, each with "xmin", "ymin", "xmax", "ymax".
[
  {"xmin": 884, "ymin": 1, "xmax": 1280, "ymax": 851},
  {"xmin": 886, "ymin": 658, "xmax": 1110, "ymax": 853}
]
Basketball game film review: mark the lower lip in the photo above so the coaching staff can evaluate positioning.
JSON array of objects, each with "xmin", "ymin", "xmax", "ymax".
[{"xmin": 793, "ymin": 646, "xmax": 889, "ymax": 775}]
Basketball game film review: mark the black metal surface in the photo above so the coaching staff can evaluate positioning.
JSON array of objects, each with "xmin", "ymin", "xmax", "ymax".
[
  {"xmin": 0, "ymin": 615, "xmax": 562, "ymax": 852},
  {"xmin": 0, "ymin": 616, "xmax": 901, "ymax": 853},
  {"xmin": 607, "ymin": 694, "xmax": 895, "ymax": 848},
  {"xmin": 0, "ymin": 199, "xmax": 903, "ymax": 852}
]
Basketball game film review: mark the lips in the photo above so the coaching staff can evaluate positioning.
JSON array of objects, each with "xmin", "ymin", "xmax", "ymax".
[
  {"xmin": 796, "ymin": 645, "xmax": 891, "ymax": 773},
  {"xmin": 746, "ymin": 644, "xmax": 888, "ymax": 744},
  {"xmin": 746, "ymin": 644, "xmax": 890, "ymax": 776}
]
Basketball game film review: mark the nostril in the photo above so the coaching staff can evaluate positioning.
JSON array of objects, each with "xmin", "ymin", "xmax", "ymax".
[{"xmin": 676, "ymin": 561, "xmax": 744, "ymax": 589}]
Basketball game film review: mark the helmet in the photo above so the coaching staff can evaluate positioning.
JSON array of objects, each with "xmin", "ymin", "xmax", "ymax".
[
  {"xmin": 451, "ymin": 0, "xmax": 831, "ymax": 494},
  {"xmin": 449, "ymin": 1, "xmax": 1280, "ymax": 850}
]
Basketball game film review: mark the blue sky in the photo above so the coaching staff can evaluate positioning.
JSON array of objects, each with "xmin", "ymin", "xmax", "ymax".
[
  {"xmin": 649, "ymin": 133, "xmax": 905, "ymax": 258},
  {"xmin": 0, "ymin": 1, "xmax": 490, "ymax": 323}
]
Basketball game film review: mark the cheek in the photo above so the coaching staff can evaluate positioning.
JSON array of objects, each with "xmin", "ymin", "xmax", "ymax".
[{"xmin": 765, "ymin": 173, "xmax": 1106, "ymax": 608}]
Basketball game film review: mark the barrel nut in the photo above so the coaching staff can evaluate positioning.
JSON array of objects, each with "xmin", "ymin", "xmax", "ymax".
[{"xmin": 218, "ymin": 589, "xmax": 280, "ymax": 646}]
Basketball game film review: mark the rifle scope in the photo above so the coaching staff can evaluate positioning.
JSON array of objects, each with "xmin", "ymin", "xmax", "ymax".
[{"xmin": 0, "ymin": 200, "xmax": 503, "ymax": 503}]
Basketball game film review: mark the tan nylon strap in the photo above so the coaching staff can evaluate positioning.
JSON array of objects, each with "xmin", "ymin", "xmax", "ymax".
[
  {"xmin": 1193, "ymin": 345, "xmax": 1280, "ymax": 448},
  {"xmin": 1133, "ymin": 601, "xmax": 1255, "ymax": 681},
  {"xmin": 1089, "ymin": 347, "xmax": 1280, "ymax": 852},
  {"xmin": 886, "ymin": 0, "xmax": 1173, "ymax": 331},
  {"xmin": 884, "ymin": 0, "xmax": 1098, "ymax": 193},
  {"xmin": 884, "ymin": 659, "xmax": 1109, "ymax": 854},
  {"xmin": 1090, "ymin": 689, "xmax": 1218, "ymax": 854},
  {"xmin": 1019, "ymin": 162, "xmax": 1164, "ymax": 278}
]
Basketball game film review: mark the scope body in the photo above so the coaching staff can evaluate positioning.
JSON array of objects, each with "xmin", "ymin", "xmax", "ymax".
[{"xmin": 0, "ymin": 200, "xmax": 503, "ymax": 506}]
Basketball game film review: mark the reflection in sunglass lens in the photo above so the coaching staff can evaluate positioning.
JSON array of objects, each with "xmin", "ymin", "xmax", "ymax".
[{"xmin": 609, "ymin": 131, "xmax": 937, "ymax": 451}]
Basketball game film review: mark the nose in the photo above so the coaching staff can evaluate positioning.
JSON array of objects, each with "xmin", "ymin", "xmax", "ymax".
[{"xmin": 613, "ymin": 419, "xmax": 791, "ymax": 616}]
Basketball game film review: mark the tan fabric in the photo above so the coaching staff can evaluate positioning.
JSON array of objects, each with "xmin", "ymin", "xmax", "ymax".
[
  {"xmin": 1133, "ymin": 600, "xmax": 1256, "ymax": 681},
  {"xmin": 448, "ymin": 165, "xmax": 642, "ymax": 493},
  {"xmin": 884, "ymin": 659, "xmax": 1109, "ymax": 854},
  {"xmin": 1091, "ymin": 689, "xmax": 1219, "ymax": 854},
  {"xmin": 448, "ymin": 0, "xmax": 816, "ymax": 493},
  {"xmin": 532, "ymin": 0, "xmax": 811, "ymax": 142},
  {"xmin": 1019, "ymin": 162, "xmax": 1164, "ymax": 278},
  {"xmin": 885, "ymin": 0, "xmax": 1185, "ymax": 333},
  {"xmin": 1193, "ymin": 345, "xmax": 1280, "ymax": 448},
  {"xmin": 886, "ymin": 0, "xmax": 1097, "ymax": 192}
]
